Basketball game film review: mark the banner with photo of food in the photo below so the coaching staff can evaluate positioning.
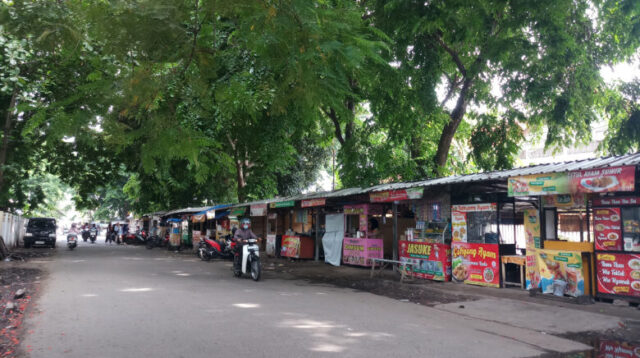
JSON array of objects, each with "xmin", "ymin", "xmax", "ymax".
[
  {"xmin": 399, "ymin": 241, "xmax": 451, "ymax": 281},
  {"xmin": 451, "ymin": 203, "xmax": 496, "ymax": 242},
  {"xmin": 451, "ymin": 242, "xmax": 500, "ymax": 287},
  {"xmin": 536, "ymin": 249, "xmax": 584, "ymax": 297},
  {"xmin": 524, "ymin": 209, "xmax": 541, "ymax": 289},
  {"xmin": 568, "ymin": 166, "xmax": 635, "ymax": 193},
  {"xmin": 281, "ymin": 235, "xmax": 301, "ymax": 258},
  {"xmin": 594, "ymin": 207, "xmax": 623, "ymax": 251},
  {"xmin": 598, "ymin": 340, "xmax": 640, "ymax": 358},
  {"xmin": 508, "ymin": 173, "xmax": 570, "ymax": 196},
  {"xmin": 596, "ymin": 252, "xmax": 640, "ymax": 299}
]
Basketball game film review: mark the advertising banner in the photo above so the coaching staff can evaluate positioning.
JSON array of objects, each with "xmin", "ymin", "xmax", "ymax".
[
  {"xmin": 594, "ymin": 207, "xmax": 623, "ymax": 251},
  {"xmin": 270, "ymin": 200, "xmax": 295, "ymax": 208},
  {"xmin": 451, "ymin": 242, "xmax": 500, "ymax": 287},
  {"xmin": 344, "ymin": 204, "xmax": 367, "ymax": 215},
  {"xmin": 542, "ymin": 194, "xmax": 586, "ymax": 208},
  {"xmin": 191, "ymin": 214, "xmax": 206, "ymax": 223},
  {"xmin": 266, "ymin": 234, "xmax": 276, "ymax": 257},
  {"xmin": 301, "ymin": 198, "xmax": 326, "ymax": 208},
  {"xmin": 508, "ymin": 173, "xmax": 569, "ymax": 196},
  {"xmin": 569, "ymin": 166, "xmax": 635, "ymax": 193},
  {"xmin": 536, "ymin": 249, "xmax": 584, "ymax": 297},
  {"xmin": 342, "ymin": 237, "xmax": 383, "ymax": 266},
  {"xmin": 596, "ymin": 252, "xmax": 640, "ymax": 299},
  {"xmin": 281, "ymin": 235, "xmax": 301, "ymax": 258},
  {"xmin": 206, "ymin": 209, "xmax": 216, "ymax": 220},
  {"xmin": 399, "ymin": 241, "xmax": 451, "ymax": 281},
  {"xmin": 369, "ymin": 188, "xmax": 424, "ymax": 203},
  {"xmin": 250, "ymin": 204, "xmax": 267, "ymax": 217},
  {"xmin": 524, "ymin": 209, "xmax": 541, "ymax": 289},
  {"xmin": 598, "ymin": 340, "xmax": 640, "ymax": 358},
  {"xmin": 230, "ymin": 207, "xmax": 246, "ymax": 216},
  {"xmin": 192, "ymin": 231, "xmax": 202, "ymax": 249}
]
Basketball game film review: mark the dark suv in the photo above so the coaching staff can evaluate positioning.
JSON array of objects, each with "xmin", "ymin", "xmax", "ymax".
[{"xmin": 24, "ymin": 218, "xmax": 57, "ymax": 248}]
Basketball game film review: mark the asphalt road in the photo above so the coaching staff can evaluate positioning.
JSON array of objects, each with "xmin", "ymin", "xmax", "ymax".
[{"xmin": 20, "ymin": 238, "xmax": 596, "ymax": 358}]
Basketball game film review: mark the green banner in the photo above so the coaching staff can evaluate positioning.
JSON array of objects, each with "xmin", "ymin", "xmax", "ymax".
[
  {"xmin": 230, "ymin": 207, "xmax": 246, "ymax": 216},
  {"xmin": 270, "ymin": 200, "xmax": 295, "ymax": 208}
]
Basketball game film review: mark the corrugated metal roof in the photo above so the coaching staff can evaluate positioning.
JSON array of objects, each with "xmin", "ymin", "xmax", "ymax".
[
  {"xmin": 163, "ymin": 206, "xmax": 212, "ymax": 216},
  {"xmin": 367, "ymin": 152, "xmax": 640, "ymax": 192}
]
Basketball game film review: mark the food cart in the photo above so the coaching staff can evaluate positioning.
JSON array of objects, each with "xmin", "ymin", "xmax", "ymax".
[
  {"xmin": 167, "ymin": 218, "xmax": 182, "ymax": 250},
  {"xmin": 342, "ymin": 203, "xmax": 384, "ymax": 266},
  {"xmin": 450, "ymin": 203, "xmax": 501, "ymax": 287}
]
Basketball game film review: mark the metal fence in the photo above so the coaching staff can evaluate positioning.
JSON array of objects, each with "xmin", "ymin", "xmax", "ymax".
[{"xmin": 0, "ymin": 211, "xmax": 25, "ymax": 249}]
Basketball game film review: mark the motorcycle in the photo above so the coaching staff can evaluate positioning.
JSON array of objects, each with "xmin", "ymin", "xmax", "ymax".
[
  {"xmin": 233, "ymin": 238, "xmax": 261, "ymax": 281},
  {"xmin": 145, "ymin": 232, "xmax": 167, "ymax": 249},
  {"xmin": 89, "ymin": 228, "xmax": 98, "ymax": 243},
  {"xmin": 67, "ymin": 233, "xmax": 78, "ymax": 250},
  {"xmin": 81, "ymin": 229, "xmax": 90, "ymax": 242},
  {"xmin": 198, "ymin": 235, "xmax": 235, "ymax": 261},
  {"xmin": 123, "ymin": 230, "xmax": 148, "ymax": 245}
]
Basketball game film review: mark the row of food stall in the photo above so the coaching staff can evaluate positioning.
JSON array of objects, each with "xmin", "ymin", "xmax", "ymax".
[{"xmin": 142, "ymin": 153, "xmax": 640, "ymax": 304}]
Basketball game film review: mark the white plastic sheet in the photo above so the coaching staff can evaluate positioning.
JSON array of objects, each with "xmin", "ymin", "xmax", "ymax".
[{"xmin": 322, "ymin": 214, "xmax": 344, "ymax": 266}]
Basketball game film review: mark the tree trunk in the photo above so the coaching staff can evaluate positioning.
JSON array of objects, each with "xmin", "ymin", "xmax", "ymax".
[
  {"xmin": 235, "ymin": 159, "xmax": 246, "ymax": 202},
  {"xmin": 0, "ymin": 90, "xmax": 17, "ymax": 194},
  {"xmin": 434, "ymin": 77, "xmax": 473, "ymax": 171}
]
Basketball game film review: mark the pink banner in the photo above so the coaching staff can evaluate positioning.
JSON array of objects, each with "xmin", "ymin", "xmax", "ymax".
[
  {"xmin": 569, "ymin": 166, "xmax": 635, "ymax": 193},
  {"xmin": 342, "ymin": 237, "xmax": 383, "ymax": 267}
]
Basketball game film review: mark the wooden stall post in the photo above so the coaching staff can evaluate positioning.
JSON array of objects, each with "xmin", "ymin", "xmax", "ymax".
[
  {"xmin": 393, "ymin": 202, "xmax": 398, "ymax": 271},
  {"xmin": 315, "ymin": 209, "xmax": 320, "ymax": 261}
]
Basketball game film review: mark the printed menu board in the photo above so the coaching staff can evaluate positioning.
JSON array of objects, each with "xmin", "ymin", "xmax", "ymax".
[
  {"xmin": 596, "ymin": 252, "xmax": 640, "ymax": 298},
  {"xmin": 451, "ymin": 203, "xmax": 496, "ymax": 242},
  {"xmin": 594, "ymin": 208, "xmax": 623, "ymax": 251},
  {"xmin": 342, "ymin": 237, "xmax": 383, "ymax": 267},
  {"xmin": 536, "ymin": 249, "xmax": 585, "ymax": 297},
  {"xmin": 451, "ymin": 242, "xmax": 500, "ymax": 287},
  {"xmin": 399, "ymin": 241, "xmax": 451, "ymax": 281}
]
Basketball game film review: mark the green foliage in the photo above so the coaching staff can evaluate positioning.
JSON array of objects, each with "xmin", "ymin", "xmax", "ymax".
[{"xmin": 600, "ymin": 80, "xmax": 640, "ymax": 154}]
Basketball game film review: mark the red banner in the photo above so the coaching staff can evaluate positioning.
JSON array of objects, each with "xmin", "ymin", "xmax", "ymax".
[
  {"xmin": 596, "ymin": 252, "xmax": 640, "ymax": 298},
  {"xmin": 399, "ymin": 241, "xmax": 451, "ymax": 281},
  {"xmin": 569, "ymin": 166, "xmax": 635, "ymax": 193},
  {"xmin": 594, "ymin": 208, "xmax": 623, "ymax": 251},
  {"xmin": 369, "ymin": 188, "xmax": 424, "ymax": 203},
  {"xmin": 281, "ymin": 236, "xmax": 301, "ymax": 258},
  {"xmin": 301, "ymin": 198, "xmax": 326, "ymax": 208},
  {"xmin": 451, "ymin": 242, "xmax": 500, "ymax": 287},
  {"xmin": 593, "ymin": 196, "xmax": 640, "ymax": 207},
  {"xmin": 598, "ymin": 340, "xmax": 640, "ymax": 358}
]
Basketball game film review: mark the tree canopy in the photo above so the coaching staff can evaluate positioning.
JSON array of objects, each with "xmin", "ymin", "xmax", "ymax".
[{"xmin": 1, "ymin": 0, "xmax": 639, "ymax": 215}]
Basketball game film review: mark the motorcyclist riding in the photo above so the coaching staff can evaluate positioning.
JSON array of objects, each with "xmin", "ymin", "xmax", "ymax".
[{"xmin": 233, "ymin": 218, "xmax": 257, "ymax": 272}]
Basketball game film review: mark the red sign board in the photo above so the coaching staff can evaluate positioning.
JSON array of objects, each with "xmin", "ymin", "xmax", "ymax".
[
  {"xmin": 369, "ymin": 188, "xmax": 424, "ymax": 203},
  {"xmin": 301, "ymin": 198, "xmax": 326, "ymax": 208},
  {"xmin": 598, "ymin": 340, "xmax": 640, "ymax": 358},
  {"xmin": 569, "ymin": 166, "xmax": 635, "ymax": 193},
  {"xmin": 399, "ymin": 241, "xmax": 451, "ymax": 281},
  {"xmin": 593, "ymin": 196, "xmax": 640, "ymax": 207},
  {"xmin": 596, "ymin": 252, "xmax": 640, "ymax": 298},
  {"xmin": 594, "ymin": 208, "xmax": 623, "ymax": 251},
  {"xmin": 451, "ymin": 242, "xmax": 500, "ymax": 287},
  {"xmin": 281, "ymin": 236, "xmax": 301, "ymax": 258}
]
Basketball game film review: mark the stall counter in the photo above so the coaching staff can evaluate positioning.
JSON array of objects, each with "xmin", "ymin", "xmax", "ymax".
[
  {"xmin": 342, "ymin": 237, "xmax": 383, "ymax": 267},
  {"xmin": 543, "ymin": 240, "xmax": 595, "ymax": 296}
]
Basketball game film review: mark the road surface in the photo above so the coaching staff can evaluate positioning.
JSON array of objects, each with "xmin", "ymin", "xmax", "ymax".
[{"xmin": 20, "ymin": 240, "xmax": 604, "ymax": 358}]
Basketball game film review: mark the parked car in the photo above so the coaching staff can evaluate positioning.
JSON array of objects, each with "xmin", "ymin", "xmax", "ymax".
[{"xmin": 24, "ymin": 217, "xmax": 57, "ymax": 248}]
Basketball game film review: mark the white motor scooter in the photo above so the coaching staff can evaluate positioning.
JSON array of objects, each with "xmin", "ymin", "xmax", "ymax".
[{"xmin": 233, "ymin": 238, "xmax": 261, "ymax": 281}]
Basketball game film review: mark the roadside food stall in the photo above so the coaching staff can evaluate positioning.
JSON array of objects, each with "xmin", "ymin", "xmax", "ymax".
[
  {"xmin": 167, "ymin": 218, "xmax": 182, "ymax": 249},
  {"xmin": 275, "ymin": 199, "xmax": 315, "ymax": 259},
  {"xmin": 342, "ymin": 203, "xmax": 384, "ymax": 266},
  {"xmin": 191, "ymin": 212, "xmax": 206, "ymax": 251},
  {"xmin": 450, "ymin": 202, "xmax": 502, "ymax": 287},
  {"xmin": 508, "ymin": 163, "xmax": 637, "ymax": 299}
]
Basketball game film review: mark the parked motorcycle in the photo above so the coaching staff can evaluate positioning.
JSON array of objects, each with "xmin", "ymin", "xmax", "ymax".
[
  {"xmin": 145, "ymin": 232, "xmax": 167, "ymax": 249},
  {"xmin": 123, "ymin": 230, "xmax": 148, "ymax": 245},
  {"xmin": 198, "ymin": 235, "xmax": 235, "ymax": 261},
  {"xmin": 89, "ymin": 228, "xmax": 98, "ymax": 243},
  {"xmin": 67, "ymin": 233, "xmax": 78, "ymax": 250},
  {"xmin": 233, "ymin": 238, "xmax": 261, "ymax": 281}
]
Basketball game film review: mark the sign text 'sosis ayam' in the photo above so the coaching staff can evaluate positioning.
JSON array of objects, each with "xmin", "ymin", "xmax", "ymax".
[
  {"xmin": 407, "ymin": 243, "xmax": 432, "ymax": 257},
  {"xmin": 453, "ymin": 245, "xmax": 497, "ymax": 260}
]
